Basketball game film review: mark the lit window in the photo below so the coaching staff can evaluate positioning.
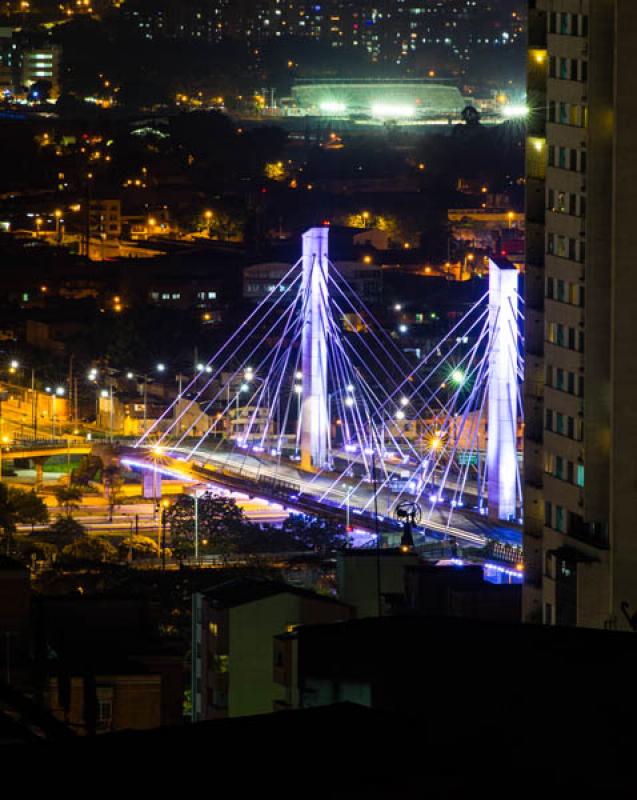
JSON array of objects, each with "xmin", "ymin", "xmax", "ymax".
[{"xmin": 208, "ymin": 622, "xmax": 218, "ymax": 636}]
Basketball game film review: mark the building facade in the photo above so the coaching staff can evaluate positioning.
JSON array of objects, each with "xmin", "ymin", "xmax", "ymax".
[
  {"xmin": 192, "ymin": 579, "xmax": 352, "ymax": 720},
  {"xmin": 523, "ymin": 0, "xmax": 637, "ymax": 629}
]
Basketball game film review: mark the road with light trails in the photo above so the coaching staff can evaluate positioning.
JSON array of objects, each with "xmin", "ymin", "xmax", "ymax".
[
  {"xmin": 16, "ymin": 498, "xmax": 289, "ymax": 538},
  {"xmin": 157, "ymin": 445, "xmax": 521, "ymax": 548}
]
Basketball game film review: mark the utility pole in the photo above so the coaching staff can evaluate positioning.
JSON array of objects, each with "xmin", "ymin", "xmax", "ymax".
[
  {"xmin": 68, "ymin": 354, "xmax": 74, "ymax": 427},
  {"xmin": 143, "ymin": 375, "xmax": 148, "ymax": 434},
  {"xmin": 31, "ymin": 368, "xmax": 37, "ymax": 441},
  {"xmin": 194, "ymin": 492, "xmax": 199, "ymax": 564},
  {"xmin": 0, "ymin": 391, "xmax": 7, "ymax": 478}
]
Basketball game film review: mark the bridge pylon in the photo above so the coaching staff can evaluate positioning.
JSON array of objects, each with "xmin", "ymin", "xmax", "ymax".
[
  {"xmin": 487, "ymin": 256, "xmax": 519, "ymax": 521},
  {"xmin": 300, "ymin": 227, "xmax": 330, "ymax": 472}
]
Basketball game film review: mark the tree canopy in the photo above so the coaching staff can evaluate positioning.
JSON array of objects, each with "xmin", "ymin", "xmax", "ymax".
[{"xmin": 166, "ymin": 491, "xmax": 251, "ymax": 560}]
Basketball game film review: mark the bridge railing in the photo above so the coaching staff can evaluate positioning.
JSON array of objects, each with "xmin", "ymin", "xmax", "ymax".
[
  {"xmin": 483, "ymin": 540, "xmax": 523, "ymax": 565},
  {"xmin": 8, "ymin": 436, "xmax": 88, "ymax": 450}
]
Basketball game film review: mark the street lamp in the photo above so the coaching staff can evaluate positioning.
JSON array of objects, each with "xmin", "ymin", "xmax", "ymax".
[
  {"xmin": 100, "ymin": 387, "xmax": 114, "ymax": 441},
  {"xmin": 54, "ymin": 208, "xmax": 63, "ymax": 243},
  {"xmin": 45, "ymin": 385, "xmax": 65, "ymax": 436},
  {"xmin": 449, "ymin": 369, "xmax": 466, "ymax": 387},
  {"xmin": 344, "ymin": 485, "xmax": 354, "ymax": 531},
  {"xmin": 194, "ymin": 491, "xmax": 200, "ymax": 564},
  {"xmin": 12, "ymin": 362, "xmax": 48, "ymax": 440},
  {"xmin": 160, "ymin": 499, "xmax": 170, "ymax": 570}
]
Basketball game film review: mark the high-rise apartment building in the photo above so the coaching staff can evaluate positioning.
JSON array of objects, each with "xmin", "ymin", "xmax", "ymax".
[
  {"xmin": 524, "ymin": 0, "xmax": 637, "ymax": 629},
  {"xmin": 119, "ymin": 0, "xmax": 523, "ymax": 66}
]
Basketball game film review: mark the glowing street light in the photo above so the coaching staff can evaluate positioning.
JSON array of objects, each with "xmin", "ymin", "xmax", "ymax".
[
  {"xmin": 429, "ymin": 435, "xmax": 442, "ymax": 451},
  {"xmin": 450, "ymin": 369, "xmax": 466, "ymax": 386},
  {"xmin": 395, "ymin": 410, "xmax": 405, "ymax": 420},
  {"xmin": 156, "ymin": 363, "xmax": 165, "ymax": 373},
  {"xmin": 501, "ymin": 103, "xmax": 529, "ymax": 119},
  {"xmin": 345, "ymin": 396, "xmax": 355, "ymax": 408},
  {"xmin": 399, "ymin": 324, "xmax": 408, "ymax": 334},
  {"xmin": 400, "ymin": 396, "xmax": 409, "ymax": 407}
]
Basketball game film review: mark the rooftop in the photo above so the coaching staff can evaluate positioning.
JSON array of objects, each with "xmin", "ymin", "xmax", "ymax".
[{"xmin": 200, "ymin": 577, "xmax": 348, "ymax": 609}]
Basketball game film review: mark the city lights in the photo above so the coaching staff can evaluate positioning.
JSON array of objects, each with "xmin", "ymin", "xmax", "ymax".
[
  {"xmin": 319, "ymin": 101, "xmax": 346, "ymax": 114},
  {"xmin": 371, "ymin": 103, "xmax": 415, "ymax": 119},
  {"xmin": 501, "ymin": 103, "xmax": 529, "ymax": 119}
]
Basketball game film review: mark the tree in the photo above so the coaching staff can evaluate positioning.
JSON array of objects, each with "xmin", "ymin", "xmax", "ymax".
[
  {"xmin": 11, "ymin": 490, "xmax": 49, "ymax": 533},
  {"xmin": 166, "ymin": 491, "xmax": 249, "ymax": 561},
  {"xmin": 16, "ymin": 538, "xmax": 57, "ymax": 565},
  {"xmin": 102, "ymin": 464, "xmax": 125, "ymax": 523},
  {"xmin": 121, "ymin": 534, "xmax": 159, "ymax": 561},
  {"xmin": 461, "ymin": 105, "xmax": 482, "ymax": 127},
  {"xmin": 0, "ymin": 482, "xmax": 18, "ymax": 555},
  {"xmin": 46, "ymin": 516, "xmax": 87, "ymax": 547},
  {"xmin": 53, "ymin": 485, "xmax": 83, "ymax": 517},
  {"xmin": 28, "ymin": 80, "xmax": 52, "ymax": 102},
  {"xmin": 62, "ymin": 536, "xmax": 117, "ymax": 564},
  {"xmin": 281, "ymin": 514, "xmax": 346, "ymax": 554},
  {"xmin": 71, "ymin": 455, "xmax": 102, "ymax": 486}
]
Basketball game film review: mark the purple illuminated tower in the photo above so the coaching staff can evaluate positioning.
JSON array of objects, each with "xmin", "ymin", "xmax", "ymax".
[
  {"xmin": 487, "ymin": 256, "xmax": 519, "ymax": 521},
  {"xmin": 300, "ymin": 227, "xmax": 330, "ymax": 471}
]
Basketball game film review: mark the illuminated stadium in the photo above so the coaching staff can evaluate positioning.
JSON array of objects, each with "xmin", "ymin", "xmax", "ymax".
[{"xmin": 290, "ymin": 79, "xmax": 468, "ymax": 120}]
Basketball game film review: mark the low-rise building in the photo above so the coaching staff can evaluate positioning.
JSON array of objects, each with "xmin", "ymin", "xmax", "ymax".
[
  {"xmin": 89, "ymin": 198, "xmax": 121, "ymax": 240},
  {"xmin": 243, "ymin": 260, "xmax": 382, "ymax": 305},
  {"xmin": 192, "ymin": 578, "xmax": 352, "ymax": 720},
  {"xmin": 20, "ymin": 46, "xmax": 62, "ymax": 97}
]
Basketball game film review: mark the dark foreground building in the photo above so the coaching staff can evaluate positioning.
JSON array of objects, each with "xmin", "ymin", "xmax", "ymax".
[{"xmin": 5, "ymin": 615, "xmax": 637, "ymax": 795}]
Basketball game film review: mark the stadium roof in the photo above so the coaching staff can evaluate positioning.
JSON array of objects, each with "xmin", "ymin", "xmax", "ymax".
[{"xmin": 291, "ymin": 80, "xmax": 466, "ymax": 118}]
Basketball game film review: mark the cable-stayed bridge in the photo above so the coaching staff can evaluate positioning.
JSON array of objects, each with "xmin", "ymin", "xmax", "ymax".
[{"xmin": 128, "ymin": 227, "xmax": 524, "ymax": 559}]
